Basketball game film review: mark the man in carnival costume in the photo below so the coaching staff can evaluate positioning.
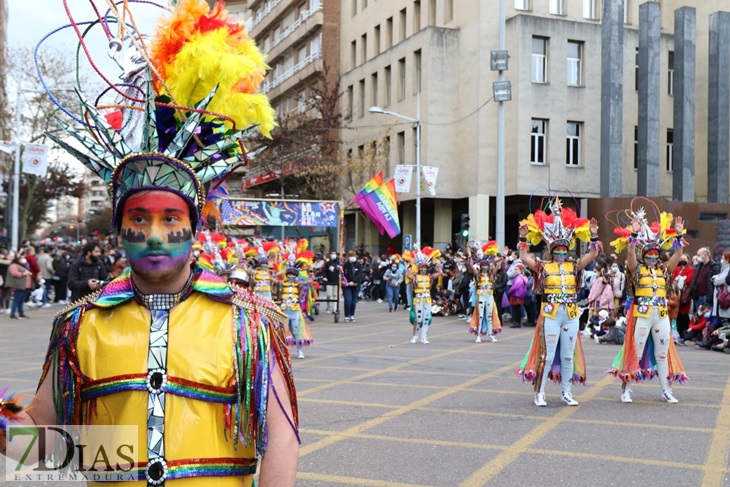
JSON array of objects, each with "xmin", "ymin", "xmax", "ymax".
[
  {"xmin": 517, "ymin": 198, "xmax": 601, "ymax": 407},
  {"xmin": 465, "ymin": 241, "xmax": 502, "ymax": 343},
  {"xmin": 607, "ymin": 200, "xmax": 688, "ymax": 404},
  {"xmin": 279, "ymin": 241, "xmax": 315, "ymax": 359},
  {"xmin": 0, "ymin": 1, "xmax": 299, "ymax": 485},
  {"xmin": 405, "ymin": 246, "xmax": 443, "ymax": 344},
  {"xmin": 246, "ymin": 241, "xmax": 281, "ymax": 301}
]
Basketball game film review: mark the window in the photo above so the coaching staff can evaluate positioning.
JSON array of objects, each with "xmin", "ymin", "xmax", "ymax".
[
  {"xmin": 399, "ymin": 9, "xmax": 407, "ymax": 42},
  {"xmin": 666, "ymin": 129, "xmax": 674, "ymax": 172},
  {"xmin": 567, "ymin": 41, "xmax": 583, "ymax": 86},
  {"xmin": 623, "ymin": 0, "xmax": 630, "ymax": 24},
  {"xmin": 531, "ymin": 119, "xmax": 548, "ymax": 165},
  {"xmin": 374, "ymin": 25, "xmax": 381, "ymax": 56},
  {"xmin": 635, "ymin": 47, "xmax": 639, "ymax": 91},
  {"xmin": 362, "ymin": 0, "xmax": 368, "ymax": 9},
  {"xmin": 414, "ymin": 49, "xmax": 422, "ymax": 93},
  {"xmin": 398, "ymin": 57, "xmax": 406, "ymax": 100},
  {"xmin": 566, "ymin": 122, "xmax": 582, "ymax": 166},
  {"xmin": 549, "ymin": 0, "xmax": 564, "ymax": 15},
  {"xmin": 445, "ymin": 0, "xmax": 453, "ymax": 22},
  {"xmin": 429, "ymin": 0, "xmax": 436, "ymax": 25},
  {"xmin": 385, "ymin": 136, "xmax": 391, "ymax": 174},
  {"xmin": 371, "ymin": 72, "xmax": 379, "ymax": 107},
  {"xmin": 668, "ymin": 51, "xmax": 674, "ymax": 96},
  {"xmin": 633, "ymin": 126, "xmax": 638, "ymax": 169},
  {"xmin": 386, "ymin": 17, "xmax": 393, "ymax": 49},
  {"xmin": 351, "ymin": 40, "xmax": 357, "ymax": 68},
  {"xmin": 531, "ymin": 37, "xmax": 548, "ymax": 83},
  {"xmin": 515, "ymin": 0, "xmax": 530, "ymax": 10},
  {"xmin": 361, "ymin": 33, "xmax": 367, "ymax": 62},
  {"xmin": 351, "ymin": 0, "xmax": 357, "ymax": 16},
  {"xmin": 297, "ymin": 45, "xmax": 307, "ymax": 64},
  {"xmin": 358, "ymin": 79, "xmax": 365, "ymax": 118},
  {"xmin": 414, "ymin": 1, "xmax": 421, "ymax": 32},
  {"xmin": 397, "ymin": 131, "xmax": 406, "ymax": 164},
  {"xmin": 310, "ymin": 33, "xmax": 322, "ymax": 55},
  {"xmin": 384, "ymin": 65, "xmax": 392, "ymax": 106},
  {"xmin": 346, "ymin": 85, "xmax": 354, "ymax": 120},
  {"xmin": 583, "ymin": 0, "xmax": 597, "ymax": 20}
]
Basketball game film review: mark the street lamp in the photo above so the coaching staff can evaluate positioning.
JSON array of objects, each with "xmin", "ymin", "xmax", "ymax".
[{"xmin": 369, "ymin": 94, "xmax": 421, "ymax": 245}]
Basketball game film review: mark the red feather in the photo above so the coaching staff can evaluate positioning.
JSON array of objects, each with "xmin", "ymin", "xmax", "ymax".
[{"xmin": 614, "ymin": 228, "xmax": 632, "ymax": 237}]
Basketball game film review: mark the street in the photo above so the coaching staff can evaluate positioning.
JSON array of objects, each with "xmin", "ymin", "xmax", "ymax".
[{"xmin": 1, "ymin": 300, "xmax": 730, "ymax": 486}]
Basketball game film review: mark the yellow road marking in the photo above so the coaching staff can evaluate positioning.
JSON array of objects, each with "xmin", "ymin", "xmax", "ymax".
[
  {"xmin": 297, "ymin": 471, "xmax": 432, "ymax": 487},
  {"xmin": 701, "ymin": 373, "xmax": 730, "ymax": 486},
  {"xmin": 458, "ymin": 375, "xmax": 614, "ymax": 487}
]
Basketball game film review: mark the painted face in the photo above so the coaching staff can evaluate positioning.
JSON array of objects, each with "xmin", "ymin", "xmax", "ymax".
[
  {"xmin": 121, "ymin": 191, "xmax": 193, "ymax": 282},
  {"xmin": 553, "ymin": 247, "xmax": 568, "ymax": 263},
  {"xmin": 644, "ymin": 251, "xmax": 660, "ymax": 266}
]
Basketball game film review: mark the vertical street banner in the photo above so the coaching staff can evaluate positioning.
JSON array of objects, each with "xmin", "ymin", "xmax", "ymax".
[
  {"xmin": 422, "ymin": 166, "xmax": 439, "ymax": 196},
  {"xmin": 0, "ymin": 140, "xmax": 17, "ymax": 154},
  {"xmin": 394, "ymin": 165, "xmax": 413, "ymax": 193},
  {"xmin": 21, "ymin": 144, "xmax": 50, "ymax": 177}
]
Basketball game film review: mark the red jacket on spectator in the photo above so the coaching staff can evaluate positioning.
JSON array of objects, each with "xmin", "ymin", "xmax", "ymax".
[
  {"xmin": 673, "ymin": 263, "xmax": 695, "ymax": 315},
  {"xmin": 688, "ymin": 314, "xmax": 707, "ymax": 332}
]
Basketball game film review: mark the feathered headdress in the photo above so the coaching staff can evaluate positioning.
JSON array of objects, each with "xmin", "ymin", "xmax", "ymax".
[
  {"xmin": 196, "ymin": 232, "xmax": 238, "ymax": 274},
  {"xmin": 607, "ymin": 198, "xmax": 687, "ymax": 256},
  {"xmin": 414, "ymin": 245, "xmax": 441, "ymax": 267},
  {"xmin": 520, "ymin": 197, "xmax": 591, "ymax": 251},
  {"xmin": 44, "ymin": 0, "xmax": 275, "ymax": 230},
  {"xmin": 281, "ymin": 239, "xmax": 314, "ymax": 274},
  {"xmin": 475, "ymin": 240, "xmax": 499, "ymax": 265}
]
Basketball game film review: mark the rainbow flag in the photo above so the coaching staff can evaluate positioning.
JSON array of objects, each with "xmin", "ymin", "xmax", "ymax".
[{"xmin": 353, "ymin": 173, "xmax": 401, "ymax": 239}]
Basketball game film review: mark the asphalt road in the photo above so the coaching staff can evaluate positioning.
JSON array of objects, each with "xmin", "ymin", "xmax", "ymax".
[{"xmin": 1, "ymin": 299, "xmax": 730, "ymax": 486}]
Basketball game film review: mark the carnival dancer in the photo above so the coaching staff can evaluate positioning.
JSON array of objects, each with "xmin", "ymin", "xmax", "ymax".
[
  {"xmin": 405, "ymin": 246, "xmax": 443, "ymax": 344},
  {"xmin": 247, "ymin": 240, "xmax": 280, "ymax": 301},
  {"xmin": 0, "ymin": 2, "xmax": 299, "ymax": 485},
  {"xmin": 280, "ymin": 247, "xmax": 314, "ymax": 359},
  {"xmin": 516, "ymin": 197, "xmax": 601, "ymax": 407},
  {"xmin": 466, "ymin": 241, "xmax": 502, "ymax": 342},
  {"xmin": 292, "ymin": 239, "xmax": 318, "ymax": 322},
  {"xmin": 607, "ymin": 200, "xmax": 688, "ymax": 403}
]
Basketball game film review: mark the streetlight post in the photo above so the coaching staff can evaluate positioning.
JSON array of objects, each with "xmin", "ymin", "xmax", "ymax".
[
  {"xmin": 11, "ymin": 89, "xmax": 22, "ymax": 251},
  {"xmin": 369, "ymin": 93, "xmax": 421, "ymax": 245}
]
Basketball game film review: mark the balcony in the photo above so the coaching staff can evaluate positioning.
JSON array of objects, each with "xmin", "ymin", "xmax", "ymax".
[
  {"xmin": 262, "ymin": 49, "xmax": 323, "ymax": 97},
  {"xmin": 250, "ymin": 0, "xmax": 285, "ymax": 35}
]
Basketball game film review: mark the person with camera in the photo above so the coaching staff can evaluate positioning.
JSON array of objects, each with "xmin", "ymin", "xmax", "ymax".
[
  {"xmin": 67, "ymin": 241, "xmax": 109, "ymax": 303},
  {"xmin": 711, "ymin": 251, "xmax": 730, "ymax": 326}
]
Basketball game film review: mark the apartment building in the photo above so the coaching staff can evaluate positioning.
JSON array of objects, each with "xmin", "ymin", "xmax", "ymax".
[{"xmin": 342, "ymin": 0, "xmax": 730, "ymax": 251}]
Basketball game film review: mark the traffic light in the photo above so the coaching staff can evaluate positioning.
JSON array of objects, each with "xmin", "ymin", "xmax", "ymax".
[{"xmin": 460, "ymin": 214, "xmax": 470, "ymax": 238}]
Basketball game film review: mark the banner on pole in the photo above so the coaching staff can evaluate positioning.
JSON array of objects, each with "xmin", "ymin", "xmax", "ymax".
[
  {"xmin": 22, "ymin": 144, "xmax": 50, "ymax": 177},
  {"xmin": 0, "ymin": 140, "xmax": 18, "ymax": 155},
  {"xmin": 394, "ymin": 165, "xmax": 413, "ymax": 193},
  {"xmin": 217, "ymin": 199, "xmax": 340, "ymax": 227},
  {"xmin": 422, "ymin": 166, "xmax": 439, "ymax": 196}
]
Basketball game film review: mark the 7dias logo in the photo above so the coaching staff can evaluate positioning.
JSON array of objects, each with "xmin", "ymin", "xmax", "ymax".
[{"xmin": 5, "ymin": 425, "xmax": 139, "ymax": 482}]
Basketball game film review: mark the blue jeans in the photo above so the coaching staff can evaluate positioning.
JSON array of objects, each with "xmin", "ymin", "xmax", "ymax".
[
  {"xmin": 386, "ymin": 284, "xmax": 399, "ymax": 310},
  {"xmin": 406, "ymin": 283, "xmax": 413, "ymax": 307},
  {"xmin": 11, "ymin": 289, "xmax": 28, "ymax": 317},
  {"xmin": 42, "ymin": 279, "xmax": 53, "ymax": 305},
  {"xmin": 343, "ymin": 285, "xmax": 359, "ymax": 318},
  {"xmin": 540, "ymin": 305, "xmax": 579, "ymax": 395}
]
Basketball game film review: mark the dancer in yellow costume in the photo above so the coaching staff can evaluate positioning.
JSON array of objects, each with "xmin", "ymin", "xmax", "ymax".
[
  {"xmin": 466, "ymin": 241, "xmax": 502, "ymax": 342},
  {"xmin": 516, "ymin": 197, "xmax": 601, "ymax": 407},
  {"xmin": 405, "ymin": 247, "xmax": 443, "ymax": 344},
  {"xmin": 0, "ymin": 1, "xmax": 298, "ymax": 485},
  {"xmin": 280, "ymin": 241, "xmax": 314, "ymax": 359},
  {"xmin": 607, "ymin": 199, "xmax": 688, "ymax": 404}
]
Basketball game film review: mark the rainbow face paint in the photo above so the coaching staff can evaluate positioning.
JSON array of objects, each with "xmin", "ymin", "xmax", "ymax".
[{"xmin": 121, "ymin": 191, "xmax": 193, "ymax": 275}]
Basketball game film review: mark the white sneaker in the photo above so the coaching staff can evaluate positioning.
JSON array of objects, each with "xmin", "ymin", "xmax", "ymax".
[
  {"xmin": 534, "ymin": 392, "xmax": 547, "ymax": 407},
  {"xmin": 580, "ymin": 329, "xmax": 590, "ymax": 336},
  {"xmin": 42, "ymin": 304, "xmax": 52, "ymax": 309},
  {"xmin": 561, "ymin": 392, "xmax": 579, "ymax": 406},
  {"xmin": 3, "ymin": 309, "xmax": 10, "ymax": 315},
  {"xmin": 326, "ymin": 309, "xmax": 331, "ymax": 314},
  {"xmin": 377, "ymin": 299, "xmax": 383, "ymax": 303},
  {"xmin": 421, "ymin": 338, "xmax": 430, "ymax": 344},
  {"xmin": 297, "ymin": 350, "xmax": 305, "ymax": 359},
  {"xmin": 620, "ymin": 389, "xmax": 633, "ymax": 403},
  {"xmin": 344, "ymin": 316, "xmax": 350, "ymax": 322},
  {"xmin": 475, "ymin": 336, "xmax": 482, "ymax": 343},
  {"xmin": 662, "ymin": 389, "xmax": 679, "ymax": 404},
  {"xmin": 594, "ymin": 335, "xmax": 600, "ymax": 344},
  {"xmin": 488, "ymin": 335, "xmax": 498, "ymax": 343},
  {"xmin": 350, "ymin": 317, "xmax": 356, "ymax": 322},
  {"xmin": 410, "ymin": 336, "xmax": 418, "ymax": 343}
]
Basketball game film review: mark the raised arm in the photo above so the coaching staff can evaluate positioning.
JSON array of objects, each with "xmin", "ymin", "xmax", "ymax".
[
  {"xmin": 577, "ymin": 218, "xmax": 600, "ymax": 272},
  {"xmin": 665, "ymin": 217, "xmax": 685, "ymax": 274},
  {"xmin": 517, "ymin": 224, "xmax": 538, "ymax": 272},
  {"xmin": 626, "ymin": 217, "xmax": 641, "ymax": 274}
]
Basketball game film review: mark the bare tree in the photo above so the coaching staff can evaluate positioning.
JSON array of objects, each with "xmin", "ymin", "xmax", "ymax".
[{"xmin": 5, "ymin": 46, "xmax": 87, "ymax": 240}]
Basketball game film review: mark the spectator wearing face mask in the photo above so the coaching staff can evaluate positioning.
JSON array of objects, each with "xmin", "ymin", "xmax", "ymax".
[
  {"xmin": 383, "ymin": 262, "xmax": 404, "ymax": 312},
  {"xmin": 342, "ymin": 250, "xmax": 364, "ymax": 322},
  {"xmin": 321, "ymin": 251, "xmax": 341, "ymax": 314},
  {"xmin": 67, "ymin": 242, "xmax": 109, "ymax": 303},
  {"xmin": 609, "ymin": 262, "xmax": 625, "ymax": 308},
  {"xmin": 672, "ymin": 253, "xmax": 695, "ymax": 339},
  {"xmin": 690, "ymin": 247, "xmax": 721, "ymax": 314},
  {"xmin": 684, "ymin": 303, "xmax": 711, "ymax": 345},
  {"xmin": 711, "ymin": 251, "xmax": 730, "ymax": 323}
]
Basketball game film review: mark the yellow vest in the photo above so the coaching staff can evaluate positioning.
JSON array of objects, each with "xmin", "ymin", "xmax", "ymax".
[
  {"xmin": 253, "ymin": 269, "xmax": 271, "ymax": 292},
  {"xmin": 76, "ymin": 294, "xmax": 256, "ymax": 487},
  {"xmin": 413, "ymin": 274, "xmax": 431, "ymax": 306},
  {"xmin": 280, "ymin": 280, "xmax": 301, "ymax": 311},
  {"xmin": 477, "ymin": 274, "xmax": 493, "ymax": 295},
  {"xmin": 632, "ymin": 265, "xmax": 668, "ymax": 318},
  {"xmin": 540, "ymin": 261, "xmax": 579, "ymax": 319}
]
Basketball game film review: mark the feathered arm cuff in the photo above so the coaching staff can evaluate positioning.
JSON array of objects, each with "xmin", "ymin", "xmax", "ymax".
[{"xmin": 0, "ymin": 388, "xmax": 27, "ymax": 449}]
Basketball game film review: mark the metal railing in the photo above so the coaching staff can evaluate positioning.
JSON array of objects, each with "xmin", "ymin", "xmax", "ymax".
[
  {"xmin": 262, "ymin": 50, "xmax": 322, "ymax": 94},
  {"xmin": 271, "ymin": 3, "xmax": 323, "ymax": 49}
]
